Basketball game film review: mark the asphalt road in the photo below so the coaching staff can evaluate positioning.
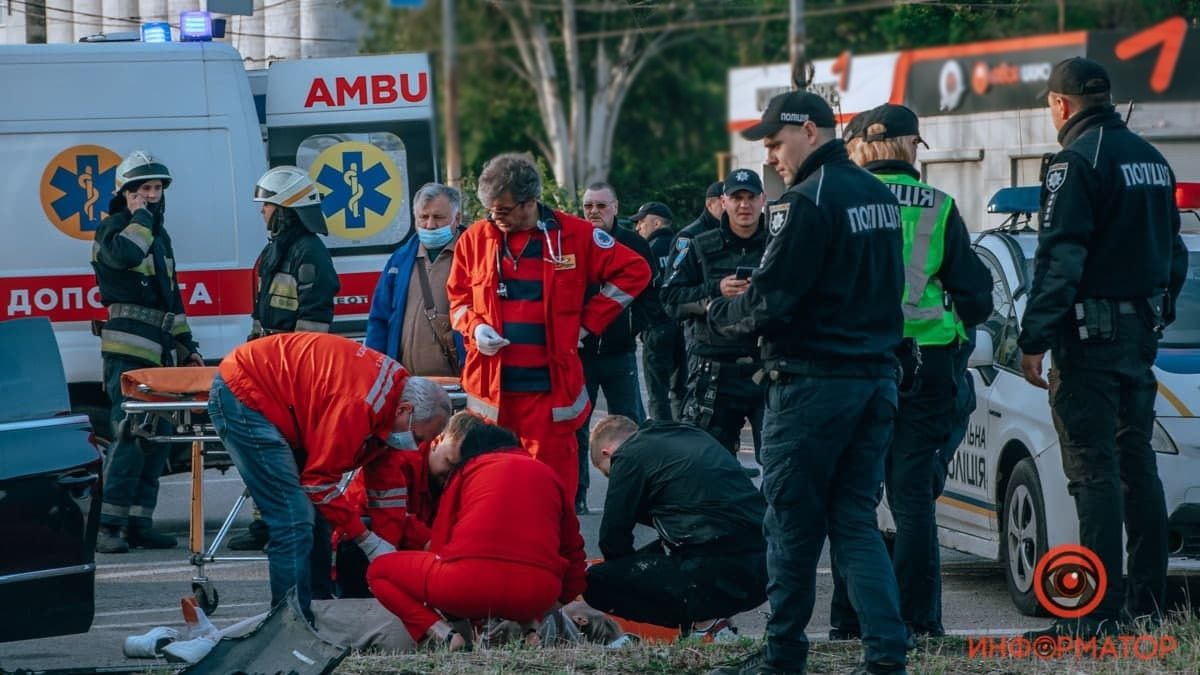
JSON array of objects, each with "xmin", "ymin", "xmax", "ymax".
[{"xmin": 0, "ymin": 447, "xmax": 1052, "ymax": 671}]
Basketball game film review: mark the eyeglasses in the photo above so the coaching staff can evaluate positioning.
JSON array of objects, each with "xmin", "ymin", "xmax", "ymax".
[
  {"xmin": 487, "ymin": 199, "xmax": 530, "ymax": 219},
  {"xmin": 582, "ymin": 202, "xmax": 612, "ymax": 211}
]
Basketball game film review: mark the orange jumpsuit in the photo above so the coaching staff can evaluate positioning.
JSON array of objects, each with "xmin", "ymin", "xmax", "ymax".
[{"xmin": 447, "ymin": 206, "xmax": 650, "ymax": 496}]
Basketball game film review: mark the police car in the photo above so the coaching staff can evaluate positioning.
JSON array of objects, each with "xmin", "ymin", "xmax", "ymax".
[{"xmin": 879, "ymin": 182, "xmax": 1200, "ymax": 616}]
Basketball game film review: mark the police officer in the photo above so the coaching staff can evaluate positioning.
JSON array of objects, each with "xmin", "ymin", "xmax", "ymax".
[
  {"xmin": 92, "ymin": 150, "xmax": 202, "ymax": 554},
  {"xmin": 674, "ymin": 180, "xmax": 725, "ymax": 249},
  {"xmin": 1019, "ymin": 58, "xmax": 1186, "ymax": 637},
  {"xmin": 229, "ymin": 165, "xmax": 340, "ymax": 552},
  {"xmin": 632, "ymin": 201, "xmax": 687, "ymax": 421},
  {"xmin": 662, "ymin": 170, "xmax": 769, "ymax": 467},
  {"xmin": 829, "ymin": 104, "xmax": 993, "ymax": 640},
  {"xmin": 706, "ymin": 92, "xmax": 908, "ymax": 675}
]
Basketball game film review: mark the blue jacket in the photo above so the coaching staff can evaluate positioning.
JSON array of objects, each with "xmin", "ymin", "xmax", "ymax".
[{"xmin": 365, "ymin": 236, "xmax": 466, "ymax": 365}]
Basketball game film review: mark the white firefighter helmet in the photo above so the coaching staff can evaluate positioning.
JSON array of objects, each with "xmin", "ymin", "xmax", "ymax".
[
  {"xmin": 254, "ymin": 166, "xmax": 327, "ymax": 234},
  {"xmin": 114, "ymin": 150, "xmax": 172, "ymax": 192}
]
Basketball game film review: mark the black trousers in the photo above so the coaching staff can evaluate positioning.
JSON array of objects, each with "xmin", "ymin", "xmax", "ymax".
[
  {"xmin": 681, "ymin": 359, "xmax": 764, "ymax": 460},
  {"xmin": 584, "ymin": 541, "xmax": 767, "ymax": 627},
  {"xmin": 641, "ymin": 323, "xmax": 687, "ymax": 421},
  {"xmin": 1050, "ymin": 313, "xmax": 1167, "ymax": 621}
]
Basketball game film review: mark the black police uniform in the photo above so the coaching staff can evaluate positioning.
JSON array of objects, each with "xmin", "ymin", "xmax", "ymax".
[
  {"xmin": 707, "ymin": 139, "xmax": 908, "ymax": 671},
  {"xmin": 642, "ymin": 226, "xmax": 687, "ymax": 421},
  {"xmin": 661, "ymin": 214, "xmax": 767, "ymax": 457},
  {"xmin": 575, "ymin": 224, "xmax": 653, "ymax": 509},
  {"xmin": 252, "ymin": 221, "xmax": 340, "ymax": 336},
  {"xmin": 584, "ymin": 420, "xmax": 767, "ymax": 628},
  {"xmin": 1018, "ymin": 104, "xmax": 1187, "ymax": 623}
]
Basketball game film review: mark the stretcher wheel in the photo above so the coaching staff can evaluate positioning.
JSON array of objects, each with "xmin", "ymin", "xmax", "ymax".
[{"xmin": 192, "ymin": 582, "xmax": 220, "ymax": 616}]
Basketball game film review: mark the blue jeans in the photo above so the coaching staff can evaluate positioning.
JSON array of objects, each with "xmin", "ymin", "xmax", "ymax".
[
  {"xmin": 760, "ymin": 375, "xmax": 907, "ymax": 671},
  {"xmin": 208, "ymin": 374, "xmax": 315, "ymax": 620},
  {"xmin": 100, "ymin": 355, "xmax": 172, "ymax": 530},
  {"xmin": 575, "ymin": 350, "xmax": 646, "ymax": 504}
]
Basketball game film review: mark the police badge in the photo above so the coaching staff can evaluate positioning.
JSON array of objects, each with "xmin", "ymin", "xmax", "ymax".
[
  {"xmin": 768, "ymin": 203, "xmax": 790, "ymax": 236},
  {"xmin": 1045, "ymin": 163, "xmax": 1069, "ymax": 193}
]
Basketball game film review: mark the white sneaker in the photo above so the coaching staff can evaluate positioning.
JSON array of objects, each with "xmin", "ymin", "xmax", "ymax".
[
  {"xmin": 162, "ymin": 635, "xmax": 219, "ymax": 664},
  {"xmin": 122, "ymin": 626, "xmax": 180, "ymax": 658}
]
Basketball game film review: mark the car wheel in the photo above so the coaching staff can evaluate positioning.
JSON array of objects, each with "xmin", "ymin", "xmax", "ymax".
[{"xmin": 1002, "ymin": 458, "xmax": 1049, "ymax": 617}]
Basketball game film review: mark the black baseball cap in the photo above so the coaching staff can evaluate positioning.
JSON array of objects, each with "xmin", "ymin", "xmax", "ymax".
[
  {"xmin": 1046, "ymin": 57, "xmax": 1111, "ymax": 96},
  {"xmin": 860, "ymin": 104, "xmax": 929, "ymax": 148},
  {"xmin": 742, "ymin": 91, "xmax": 837, "ymax": 141},
  {"xmin": 705, "ymin": 181, "xmax": 724, "ymax": 199},
  {"xmin": 630, "ymin": 201, "xmax": 674, "ymax": 222},
  {"xmin": 723, "ymin": 168, "xmax": 764, "ymax": 196},
  {"xmin": 842, "ymin": 110, "xmax": 870, "ymax": 142}
]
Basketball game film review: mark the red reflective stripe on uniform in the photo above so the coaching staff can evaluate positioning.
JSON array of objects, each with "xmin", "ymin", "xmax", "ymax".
[{"xmin": 0, "ymin": 269, "xmax": 381, "ymax": 321}]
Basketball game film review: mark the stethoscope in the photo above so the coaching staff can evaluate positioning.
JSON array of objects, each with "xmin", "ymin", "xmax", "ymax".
[{"xmin": 494, "ymin": 219, "xmax": 568, "ymax": 297}]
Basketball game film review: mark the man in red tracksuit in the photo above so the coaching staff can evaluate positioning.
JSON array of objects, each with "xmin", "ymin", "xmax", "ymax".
[
  {"xmin": 368, "ymin": 412, "xmax": 587, "ymax": 649},
  {"xmin": 447, "ymin": 153, "xmax": 651, "ymax": 498},
  {"xmin": 208, "ymin": 333, "xmax": 453, "ymax": 620}
]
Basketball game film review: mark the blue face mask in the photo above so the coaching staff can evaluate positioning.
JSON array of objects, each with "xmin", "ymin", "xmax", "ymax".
[
  {"xmin": 416, "ymin": 225, "xmax": 453, "ymax": 250},
  {"xmin": 385, "ymin": 431, "xmax": 416, "ymax": 450}
]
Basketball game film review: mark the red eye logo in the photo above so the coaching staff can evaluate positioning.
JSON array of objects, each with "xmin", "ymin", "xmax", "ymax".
[{"xmin": 1033, "ymin": 545, "xmax": 1107, "ymax": 619}]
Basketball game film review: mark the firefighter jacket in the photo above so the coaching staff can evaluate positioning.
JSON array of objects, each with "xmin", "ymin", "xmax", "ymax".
[
  {"xmin": 431, "ymin": 449, "xmax": 587, "ymax": 605},
  {"xmin": 865, "ymin": 160, "xmax": 993, "ymax": 346},
  {"xmin": 1018, "ymin": 105, "xmax": 1188, "ymax": 355},
  {"xmin": 91, "ymin": 205, "xmax": 198, "ymax": 366},
  {"xmin": 447, "ymin": 205, "xmax": 651, "ymax": 427},
  {"xmin": 707, "ymin": 140, "xmax": 904, "ymax": 378},
  {"xmin": 337, "ymin": 443, "xmax": 434, "ymax": 551},
  {"xmin": 661, "ymin": 214, "xmax": 768, "ymax": 360},
  {"xmin": 218, "ymin": 332, "xmax": 411, "ymax": 541},
  {"xmin": 251, "ymin": 223, "xmax": 339, "ymax": 336}
]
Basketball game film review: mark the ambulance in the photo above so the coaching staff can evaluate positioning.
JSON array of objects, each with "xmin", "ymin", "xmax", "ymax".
[{"xmin": 0, "ymin": 41, "xmax": 438, "ymax": 437}]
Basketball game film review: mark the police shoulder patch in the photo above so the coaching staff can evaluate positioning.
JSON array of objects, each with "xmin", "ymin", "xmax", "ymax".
[
  {"xmin": 768, "ymin": 203, "xmax": 790, "ymax": 236},
  {"xmin": 1045, "ymin": 163, "xmax": 1069, "ymax": 193},
  {"xmin": 676, "ymin": 237, "xmax": 690, "ymax": 251},
  {"xmin": 593, "ymin": 228, "xmax": 615, "ymax": 249}
]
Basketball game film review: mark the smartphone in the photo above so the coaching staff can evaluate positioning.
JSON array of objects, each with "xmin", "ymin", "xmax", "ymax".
[{"xmin": 735, "ymin": 266, "xmax": 754, "ymax": 280}]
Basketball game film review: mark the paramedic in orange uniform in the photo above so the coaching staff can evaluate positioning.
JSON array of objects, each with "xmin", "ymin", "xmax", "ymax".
[
  {"xmin": 367, "ymin": 412, "xmax": 587, "ymax": 649},
  {"xmin": 447, "ymin": 153, "xmax": 651, "ymax": 497},
  {"xmin": 207, "ymin": 333, "xmax": 452, "ymax": 621}
]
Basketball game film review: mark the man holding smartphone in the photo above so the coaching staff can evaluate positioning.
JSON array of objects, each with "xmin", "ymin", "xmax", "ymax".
[{"xmin": 661, "ymin": 169, "xmax": 768, "ymax": 469}]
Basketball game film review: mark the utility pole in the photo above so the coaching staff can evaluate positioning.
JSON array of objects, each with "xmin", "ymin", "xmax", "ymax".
[
  {"xmin": 790, "ymin": 0, "xmax": 807, "ymax": 90},
  {"xmin": 442, "ymin": 0, "xmax": 462, "ymax": 188},
  {"xmin": 1056, "ymin": 0, "xmax": 1065, "ymax": 33}
]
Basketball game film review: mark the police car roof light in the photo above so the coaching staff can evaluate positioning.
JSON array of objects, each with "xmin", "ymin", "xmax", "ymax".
[
  {"xmin": 139, "ymin": 22, "xmax": 172, "ymax": 43},
  {"xmin": 180, "ymin": 10, "xmax": 213, "ymax": 42},
  {"xmin": 1177, "ymin": 182, "xmax": 1200, "ymax": 211},
  {"xmin": 987, "ymin": 186, "xmax": 1040, "ymax": 215}
]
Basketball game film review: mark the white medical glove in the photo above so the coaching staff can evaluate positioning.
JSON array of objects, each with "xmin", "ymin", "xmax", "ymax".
[
  {"xmin": 577, "ymin": 327, "xmax": 589, "ymax": 348},
  {"xmin": 474, "ymin": 323, "xmax": 510, "ymax": 356},
  {"xmin": 356, "ymin": 531, "xmax": 396, "ymax": 562}
]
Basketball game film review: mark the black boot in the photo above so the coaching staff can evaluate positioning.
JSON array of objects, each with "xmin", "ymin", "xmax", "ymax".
[
  {"xmin": 228, "ymin": 517, "xmax": 270, "ymax": 551},
  {"xmin": 126, "ymin": 525, "xmax": 178, "ymax": 549},
  {"xmin": 96, "ymin": 526, "xmax": 129, "ymax": 554}
]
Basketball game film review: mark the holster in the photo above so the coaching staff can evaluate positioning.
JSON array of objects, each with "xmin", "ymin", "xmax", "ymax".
[
  {"xmin": 688, "ymin": 359, "xmax": 720, "ymax": 428},
  {"xmin": 1072, "ymin": 298, "xmax": 1117, "ymax": 343}
]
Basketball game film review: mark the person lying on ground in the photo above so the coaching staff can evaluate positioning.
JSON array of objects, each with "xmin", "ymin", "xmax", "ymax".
[
  {"xmin": 481, "ymin": 599, "xmax": 625, "ymax": 648},
  {"xmin": 367, "ymin": 412, "xmax": 587, "ymax": 650},
  {"xmin": 585, "ymin": 415, "xmax": 768, "ymax": 638}
]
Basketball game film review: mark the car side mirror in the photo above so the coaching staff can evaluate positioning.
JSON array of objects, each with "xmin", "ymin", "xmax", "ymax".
[{"xmin": 969, "ymin": 330, "xmax": 994, "ymax": 368}]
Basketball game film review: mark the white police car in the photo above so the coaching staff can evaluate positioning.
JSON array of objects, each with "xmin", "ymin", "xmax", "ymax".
[{"xmin": 878, "ymin": 183, "xmax": 1200, "ymax": 616}]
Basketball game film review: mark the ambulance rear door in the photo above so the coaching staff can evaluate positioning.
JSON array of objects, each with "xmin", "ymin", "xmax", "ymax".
[{"xmin": 265, "ymin": 53, "xmax": 438, "ymax": 339}]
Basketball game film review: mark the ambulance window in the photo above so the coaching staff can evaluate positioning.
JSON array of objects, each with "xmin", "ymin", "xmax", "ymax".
[
  {"xmin": 294, "ymin": 132, "xmax": 412, "ymax": 251},
  {"xmin": 976, "ymin": 247, "xmax": 1020, "ymax": 371}
]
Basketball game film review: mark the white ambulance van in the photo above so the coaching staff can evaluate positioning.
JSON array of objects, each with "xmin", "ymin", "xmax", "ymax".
[{"xmin": 0, "ymin": 42, "xmax": 437, "ymax": 435}]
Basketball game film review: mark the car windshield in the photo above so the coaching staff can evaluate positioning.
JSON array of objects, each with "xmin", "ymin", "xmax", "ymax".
[{"xmin": 1024, "ymin": 253, "xmax": 1200, "ymax": 349}]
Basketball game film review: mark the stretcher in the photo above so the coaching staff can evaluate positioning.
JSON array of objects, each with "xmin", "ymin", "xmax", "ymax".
[{"xmin": 119, "ymin": 366, "xmax": 467, "ymax": 616}]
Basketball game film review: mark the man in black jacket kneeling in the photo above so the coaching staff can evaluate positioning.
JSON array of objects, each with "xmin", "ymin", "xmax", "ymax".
[{"xmin": 584, "ymin": 415, "xmax": 767, "ymax": 638}]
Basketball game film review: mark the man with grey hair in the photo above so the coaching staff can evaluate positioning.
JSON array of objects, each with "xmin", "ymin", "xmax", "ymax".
[
  {"xmin": 366, "ymin": 182, "xmax": 465, "ymax": 377},
  {"xmin": 208, "ymin": 332, "xmax": 451, "ymax": 623},
  {"xmin": 447, "ymin": 152, "xmax": 651, "ymax": 499}
]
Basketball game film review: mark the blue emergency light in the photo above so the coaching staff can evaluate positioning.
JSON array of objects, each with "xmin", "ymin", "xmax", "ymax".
[
  {"xmin": 180, "ymin": 10, "xmax": 214, "ymax": 41},
  {"xmin": 140, "ymin": 22, "xmax": 172, "ymax": 43},
  {"xmin": 987, "ymin": 186, "xmax": 1040, "ymax": 215}
]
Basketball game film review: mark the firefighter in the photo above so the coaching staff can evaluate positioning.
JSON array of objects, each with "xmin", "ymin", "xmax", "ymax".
[
  {"xmin": 230, "ymin": 165, "xmax": 340, "ymax": 553},
  {"xmin": 91, "ymin": 150, "xmax": 202, "ymax": 554},
  {"xmin": 1019, "ymin": 58, "xmax": 1186, "ymax": 637},
  {"xmin": 706, "ymin": 92, "xmax": 908, "ymax": 674},
  {"xmin": 446, "ymin": 153, "xmax": 651, "ymax": 500},
  {"xmin": 207, "ymin": 332, "xmax": 452, "ymax": 622},
  {"xmin": 631, "ymin": 201, "xmax": 687, "ymax": 422},
  {"xmin": 662, "ymin": 169, "xmax": 769, "ymax": 469},
  {"xmin": 829, "ymin": 104, "xmax": 993, "ymax": 640},
  {"xmin": 368, "ymin": 412, "xmax": 587, "ymax": 651}
]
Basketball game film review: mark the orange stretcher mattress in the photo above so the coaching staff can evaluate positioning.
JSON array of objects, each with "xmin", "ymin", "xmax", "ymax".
[{"xmin": 121, "ymin": 366, "xmax": 219, "ymax": 402}]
